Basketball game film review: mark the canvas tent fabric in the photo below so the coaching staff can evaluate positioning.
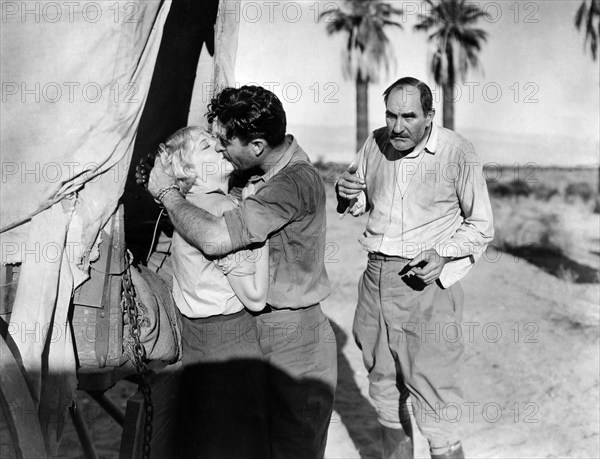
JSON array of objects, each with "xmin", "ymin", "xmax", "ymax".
[
  {"xmin": 1, "ymin": 2, "xmax": 174, "ymax": 451},
  {"xmin": 122, "ymin": 0, "xmax": 239, "ymax": 262},
  {"xmin": 0, "ymin": 0, "xmax": 239, "ymax": 453}
]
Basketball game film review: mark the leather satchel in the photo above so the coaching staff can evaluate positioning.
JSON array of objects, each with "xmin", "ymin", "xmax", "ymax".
[
  {"xmin": 124, "ymin": 263, "xmax": 181, "ymax": 364},
  {"xmin": 73, "ymin": 205, "xmax": 181, "ymax": 370}
]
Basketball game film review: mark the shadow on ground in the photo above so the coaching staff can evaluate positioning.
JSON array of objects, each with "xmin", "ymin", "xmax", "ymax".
[
  {"xmin": 503, "ymin": 246, "xmax": 599, "ymax": 284},
  {"xmin": 330, "ymin": 320, "xmax": 381, "ymax": 459}
]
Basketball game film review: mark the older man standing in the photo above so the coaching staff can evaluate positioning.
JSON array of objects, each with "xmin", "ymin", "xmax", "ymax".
[
  {"xmin": 147, "ymin": 85, "xmax": 337, "ymax": 459},
  {"xmin": 336, "ymin": 77, "xmax": 494, "ymax": 459}
]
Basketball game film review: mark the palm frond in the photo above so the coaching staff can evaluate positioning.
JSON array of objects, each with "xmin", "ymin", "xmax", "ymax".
[
  {"xmin": 318, "ymin": 0, "xmax": 404, "ymax": 82},
  {"xmin": 575, "ymin": 1, "xmax": 589, "ymax": 28},
  {"xmin": 575, "ymin": 0, "xmax": 600, "ymax": 60},
  {"xmin": 414, "ymin": 0, "xmax": 489, "ymax": 83}
]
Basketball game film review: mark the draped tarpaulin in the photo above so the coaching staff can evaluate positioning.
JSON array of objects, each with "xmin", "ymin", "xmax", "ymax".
[
  {"xmin": 0, "ymin": 0, "xmax": 239, "ymax": 453},
  {"xmin": 123, "ymin": 0, "xmax": 240, "ymax": 261}
]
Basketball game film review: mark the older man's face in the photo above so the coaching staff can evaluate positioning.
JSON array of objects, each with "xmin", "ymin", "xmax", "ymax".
[{"xmin": 385, "ymin": 87, "xmax": 434, "ymax": 152}]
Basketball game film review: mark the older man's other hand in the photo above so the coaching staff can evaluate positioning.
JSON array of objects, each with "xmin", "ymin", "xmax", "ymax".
[{"xmin": 408, "ymin": 249, "xmax": 451, "ymax": 285}]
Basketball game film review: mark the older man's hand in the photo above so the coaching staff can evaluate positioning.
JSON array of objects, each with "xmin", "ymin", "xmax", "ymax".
[
  {"xmin": 148, "ymin": 155, "xmax": 176, "ymax": 199},
  {"xmin": 408, "ymin": 249, "xmax": 451, "ymax": 284},
  {"xmin": 336, "ymin": 164, "xmax": 365, "ymax": 201}
]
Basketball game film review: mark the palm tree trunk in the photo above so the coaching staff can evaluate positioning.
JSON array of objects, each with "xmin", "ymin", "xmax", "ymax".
[
  {"xmin": 442, "ymin": 82, "xmax": 455, "ymax": 130},
  {"xmin": 442, "ymin": 42, "xmax": 455, "ymax": 130},
  {"xmin": 356, "ymin": 76, "xmax": 370, "ymax": 151}
]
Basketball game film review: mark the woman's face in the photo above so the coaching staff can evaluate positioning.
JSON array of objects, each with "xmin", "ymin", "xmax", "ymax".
[{"xmin": 189, "ymin": 138, "xmax": 233, "ymax": 192}]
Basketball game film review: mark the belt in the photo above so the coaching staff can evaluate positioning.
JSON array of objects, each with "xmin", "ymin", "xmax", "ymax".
[
  {"xmin": 254, "ymin": 303, "xmax": 319, "ymax": 315},
  {"xmin": 368, "ymin": 252, "xmax": 411, "ymax": 262},
  {"xmin": 183, "ymin": 308, "xmax": 247, "ymax": 323}
]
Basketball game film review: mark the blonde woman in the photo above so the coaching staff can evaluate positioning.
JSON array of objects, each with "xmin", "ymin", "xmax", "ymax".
[{"xmin": 160, "ymin": 126, "xmax": 269, "ymax": 458}]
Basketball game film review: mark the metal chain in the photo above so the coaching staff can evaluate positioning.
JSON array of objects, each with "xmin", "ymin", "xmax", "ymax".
[{"xmin": 122, "ymin": 259, "xmax": 153, "ymax": 459}]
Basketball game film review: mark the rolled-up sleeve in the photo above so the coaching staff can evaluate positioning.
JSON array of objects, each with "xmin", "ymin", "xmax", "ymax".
[{"xmin": 223, "ymin": 171, "xmax": 304, "ymax": 251}]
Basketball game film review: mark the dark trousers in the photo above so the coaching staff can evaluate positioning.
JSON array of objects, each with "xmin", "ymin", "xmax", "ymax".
[
  {"xmin": 177, "ymin": 309, "xmax": 270, "ymax": 459},
  {"xmin": 256, "ymin": 304, "xmax": 338, "ymax": 459}
]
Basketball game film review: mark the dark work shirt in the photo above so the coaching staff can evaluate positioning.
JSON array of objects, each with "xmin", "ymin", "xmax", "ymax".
[{"xmin": 223, "ymin": 135, "xmax": 330, "ymax": 309}]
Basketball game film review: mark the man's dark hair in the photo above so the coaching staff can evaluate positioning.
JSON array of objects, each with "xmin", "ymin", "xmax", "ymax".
[
  {"xmin": 207, "ymin": 85, "xmax": 287, "ymax": 147},
  {"xmin": 383, "ymin": 77, "xmax": 433, "ymax": 115}
]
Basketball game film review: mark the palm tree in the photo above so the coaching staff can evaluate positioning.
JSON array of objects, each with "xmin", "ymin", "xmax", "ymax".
[
  {"xmin": 575, "ymin": 0, "xmax": 600, "ymax": 60},
  {"xmin": 320, "ymin": 0, "xmax": 403, "ymax": 150},
  {"xmin": 414, "ymin": 0, "xmax": 489, "ymax": 130},
  {"xmin": 574, "ymin": 0, "xmax": 600, "ymax": 199}
]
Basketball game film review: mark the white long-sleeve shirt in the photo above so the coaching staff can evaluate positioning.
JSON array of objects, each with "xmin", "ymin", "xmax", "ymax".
[{"xmin": 346, "ymin": 123, "xmax": 494, "ymax": 287}]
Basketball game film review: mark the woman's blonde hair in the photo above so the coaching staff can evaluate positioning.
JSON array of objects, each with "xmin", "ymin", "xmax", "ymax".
[{"xmin": 160, "ymin": 126, "xmax": 212, "ymax": 192}]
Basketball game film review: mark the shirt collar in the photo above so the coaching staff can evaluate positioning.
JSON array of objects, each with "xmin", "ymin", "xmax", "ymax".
[
  {"xmin": 249, "ymin": 135, "xmax": 302, "ymax": 184},
  {"xmin": 424, "ymin": 123, "xmax": 438, "ymax": 154}
]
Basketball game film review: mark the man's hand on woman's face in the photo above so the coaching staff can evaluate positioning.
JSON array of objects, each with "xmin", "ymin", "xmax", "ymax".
[{"xmin": 148, "ymin": 155, "xmax": 176, "ymax": 199}]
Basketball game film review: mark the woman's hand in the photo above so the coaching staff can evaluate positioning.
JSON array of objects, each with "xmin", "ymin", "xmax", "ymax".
[{"xmin": 134, "ymin": 152, "xmax": 156, "ymax": 188}]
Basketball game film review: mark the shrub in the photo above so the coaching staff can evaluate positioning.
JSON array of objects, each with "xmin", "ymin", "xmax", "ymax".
[
  {"xmin": 487, "ymin": 179, "xmax": 532, "ymax": 198},
  {"xmin": 532, "ymin": 183, "xmax": 560, "ymax": 201},
  {"xmin": 565, "ymin": 182, "xmax": 595, "ymax": 202}
]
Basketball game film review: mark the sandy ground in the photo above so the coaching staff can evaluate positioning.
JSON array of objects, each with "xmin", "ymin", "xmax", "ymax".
[
  {"xmin": 39, "ymin": 188, "xmax": 600, "ymax": 458},
  {"xmin": 322, "ymin": 192, "xmax": 600, "ymax": 459}
]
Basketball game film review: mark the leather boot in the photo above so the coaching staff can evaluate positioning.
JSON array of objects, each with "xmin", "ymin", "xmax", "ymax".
[
  {"xmin": 379, "ymin": 424, "xmax": 414, "ymax": 459},
  {"xmin": 430, "ymin": 441, "xmax": 464, "ymax": 459}
]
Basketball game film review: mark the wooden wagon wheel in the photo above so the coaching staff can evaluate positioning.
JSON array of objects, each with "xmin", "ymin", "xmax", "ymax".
[
  {"xmin": 0, "ymin": 336, "xmax": 46, "ymax": 459},
  {"xmin": 0, "ymin": 334, "xmax": 144, "ymax": 459}
]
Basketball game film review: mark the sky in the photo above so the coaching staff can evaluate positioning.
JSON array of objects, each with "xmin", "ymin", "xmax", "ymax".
[{"xmin": 230, "ymin": 0, "xmax": 600, "ymax": 167}]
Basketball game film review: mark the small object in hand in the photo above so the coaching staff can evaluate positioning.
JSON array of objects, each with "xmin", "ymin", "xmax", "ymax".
[
  {"xmin": 398, "ymin": 260, "xmax": 427, "ymax": 277},
  {"xmin": 339, "ymin": 198, "xmax": 357, "ymax": 219},
  {"xmin": 399, "ymin": 260, "xmax": 428, "ymax": 291}
]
